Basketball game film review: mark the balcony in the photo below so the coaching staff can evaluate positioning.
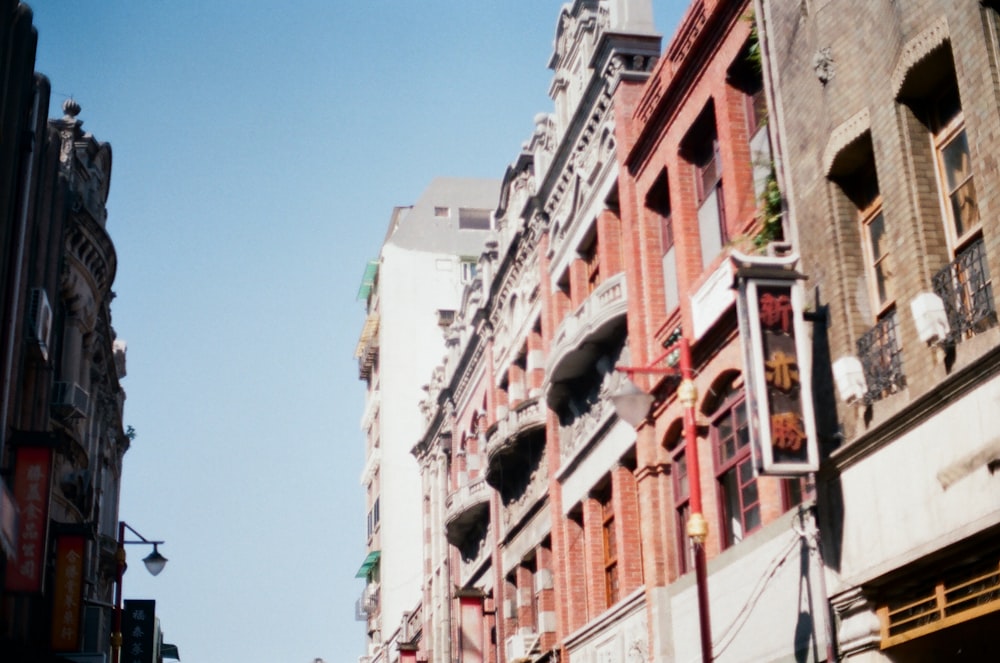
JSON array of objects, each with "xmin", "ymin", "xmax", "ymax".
[
  {"xmin": 486, "ymin": 397, "xmax": 546, "ymax": 471},
  {"xmin": 857, "ymin": 311, "xmax": 906, "ymax": 403},
  {"xmin": 545, "ymin": 272, "xmax": 627, "ymax": 405},
  {"xmin": 932, "ymin": 238, "xmax": 996, "ymax": 344},
  {"xmin": 444, "ymin": 475, "xmax": 491, "ymax": 548}
]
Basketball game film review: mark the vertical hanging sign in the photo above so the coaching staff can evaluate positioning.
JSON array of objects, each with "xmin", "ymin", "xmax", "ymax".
[
  {"xmin": 4, "ymin": 445, "xmax": 53, "ymax": 592},
  {"xmin": 51, "ymin": 534, "xmax": 85, "ymax": 650},
  {"xmin": 734, "ymin": 252, "xmax": 819, "ymax": 475},
  {"xmin": 122, "ymin": 599, "xmax": 157, "ymax": 663}
]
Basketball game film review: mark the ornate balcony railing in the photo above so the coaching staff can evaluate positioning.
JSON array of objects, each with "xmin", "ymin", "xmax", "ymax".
[
  {"xmin": 486, "ymin": 397, "xmax": 546, "ymax": 467},
  {"xmin": 444, "ymin": 475, "xmax": 491, "ymax": 548},
  {"xmin": 857, "ymin": 310, "xmax": 906, "ymax": 403},
  {"xmin": 931, "ymin": 238, "xmax": 996, "ymax": 344},
  {"xmin": 546, "ymin": 272, "xmax": 627, "ymax": 386}
]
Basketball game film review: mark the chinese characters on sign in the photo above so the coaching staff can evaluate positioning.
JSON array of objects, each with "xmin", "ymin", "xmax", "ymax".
[
  {"xmin": 122, "ymin": 599, "xmax": 156, "ymax": 663},
  {"xmin": 51, "ymin": 535, "xmax": 85, "ymax": 650},
  {"xmin": 758, "ymin": 287, "xmax": 809, "ymax": 462},
  {"xmin": 3, "ymin": 446, "xmax": 52, "ymax": 592},
  {"xmin": 734, "ymin": 254, "xmax": 819, "ymax": 476}
]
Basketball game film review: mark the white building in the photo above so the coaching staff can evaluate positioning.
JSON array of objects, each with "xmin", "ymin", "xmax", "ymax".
[{"xmin": 355, "ymin": 178, "xmax": 499, "ymax": 662}]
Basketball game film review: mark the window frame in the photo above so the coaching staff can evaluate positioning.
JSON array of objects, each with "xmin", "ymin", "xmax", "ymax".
[
  {"xmin": 711, "ymin": 384, "xmax": 761, "ymax": 549},
  {"xmin": 672, "ymin": 445, "xmax": 693, "ymax": 574},
  {"xmin": 933, "ymin": 116, "xmax": 980, "ymax": 254},
  {"xmin": 859, "ymin": 197, "xmax": 894, "ymax": 318},
  {"xmin": 600, "ymin": 488, "xmax": 619, "ymax": 606}
]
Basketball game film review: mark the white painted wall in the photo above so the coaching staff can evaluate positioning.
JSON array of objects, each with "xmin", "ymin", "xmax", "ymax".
[{"xmin": 377, "ymin": 242, "xmax": 466, "ymax": 636}]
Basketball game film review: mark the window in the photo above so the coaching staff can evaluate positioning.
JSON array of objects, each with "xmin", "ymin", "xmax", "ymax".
[
  {"xmin": 367, "ymin": 496, "xmax": 380, "ymax": 539},
  {"xmin": 712, "ymin": 381, "xmax": 760, "ymax": 547},
  {"xmin": 687, "ymin": 111, "xmax": 726, "ymax": 269},
  {"xmin": 926, "ymin": 79, "xmax": 996, "ymax": 340},
  {"xmin": 673, "ymin": 446, "xmax": 693, "ymax": 574},
  {"xmin": 851, "ymin": 156, "xmax": 894, "ymax": 315},
  {"xmin": 434, "ymin": 206, "xmax": 450, "ymax": 218},
  {"xmin": 461, "ymin": 259, "xmax": 478, "ymax": 284},
  {"xmin": 600, "ymin": 487, "xmax": 619, "ymax": 606},
  {"xmin": 929, "ymin": 83, "xmax": 979, "ymax": 249},
  {"xmin": 833, "ymin": 139, "xmax": 905, "ymax": 401},
  {"xmin": 458, "ymin": 207, "xmax": 492, "ymax": 230},
  {"xmin": 646, "ymin": 171, "xmax": 679, "ymax": 313}
]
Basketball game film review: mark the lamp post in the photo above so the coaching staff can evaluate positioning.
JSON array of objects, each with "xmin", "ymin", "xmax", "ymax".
[
  {"xmin": 613, "ymin": 336, "xmax": 713, "ymax": 662},
  {"xmin": 112, "ymin": 521, "xmax": 167, "ymax": 663}
]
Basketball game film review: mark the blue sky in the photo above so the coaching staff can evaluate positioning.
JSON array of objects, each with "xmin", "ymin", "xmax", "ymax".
[{"xmin": 29, "ymin": 2, "xmax": 684, "ymax": 661}]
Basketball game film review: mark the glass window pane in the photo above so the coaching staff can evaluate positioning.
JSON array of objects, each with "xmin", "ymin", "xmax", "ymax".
[
  {"xmin": 741, "ymin": 477, "xmax": 758, "ymax": 507},
  {"xmin": 942, "ymin": 130, "xmax": 971, "ymax": 193},
  {"xmin": 950, "ymin": 179, "xmax": 979, "ymax": 238},
  {"xmin": 744, "ymin": 504, "xmax": 761, "ymax": 533},
  {"xmin": 868, "ymin": 212, "xmax": 887, "ymax": 259}
]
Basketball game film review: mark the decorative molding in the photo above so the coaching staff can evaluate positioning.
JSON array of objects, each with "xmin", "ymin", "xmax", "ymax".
[
  {"xmin": 891, "ymin": 16, "xmax": 950, "ymax": 98},
  {"xmin": 823, "ymin": 107, "xmax": 871, "ymax": 177}
]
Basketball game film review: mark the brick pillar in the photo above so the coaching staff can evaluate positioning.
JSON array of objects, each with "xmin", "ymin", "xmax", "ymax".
[
  {"xmin": 611, "ymin": 465, "xmax": 644, "ymax": 593},
  {"xmin": 502, "ymin": 575, "xmax": 518, "ymax": 644},
  {"xmin": 535, "ymin": 543, "xmax": 557, "ymax": 651},
  {"xmin": 582, "ymin": 495, "xmax": 606, "ymax": 617},
  {"xmin": 526, "ymin": 328, "xmax": 545, "ymax": 399},
  {"xmin": 496, "ymin": 386, "xmax": 509, "ymax": 421},
  {"xmin": 515, "ymin": 564, "xmax": 535, "ymax": 634},
  {"xmin": 459, "ymin": 595, "xmax": 485, "ymax": 663},
  {"xmin": 569, "ymin": 257, "xmax": 589, "ymax": 308},
  {"xmin": 508, "ymin": 363, "xmax": 526, "ymax": 408},
  {"xmin": 562, "ymin": 511, "xmax": 588, "ymax": 632},
  {"xmin": 597, "ymin": 206, "xmax": 624, "ymax": 276}
]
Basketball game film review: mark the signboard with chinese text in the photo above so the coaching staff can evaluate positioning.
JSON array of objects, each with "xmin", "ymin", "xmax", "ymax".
[
  {"xmin": 51, "ymin": 534, "xmax": 85, "ymax": 650},
  {"xmin": 734, "ymin": 254, "xmax": 819, "ymax": 475},
  {"xmin": 4, "ymin": 446, "xmax": 53, "ymax": 592},
  {"xmin": 122, "ymin": 599, "xmax": 156, "ymax": 663}
]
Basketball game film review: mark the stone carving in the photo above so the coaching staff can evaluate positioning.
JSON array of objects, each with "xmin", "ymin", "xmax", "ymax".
[{"xmin": 813, "ymin": 47, "xmax": 835, "ymax": 84}]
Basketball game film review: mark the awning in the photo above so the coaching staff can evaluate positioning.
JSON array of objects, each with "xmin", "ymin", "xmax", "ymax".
[
  {"xmin": 357, "ymin": 260, "xmax": 379, "ymax": 300},
  {"xmin": 355, "ymin": 550, "xmax": 381, "ymax": 578},
  {"xmin": 161, "ymin": 644, "xmax": 180, "ymax": 660}
]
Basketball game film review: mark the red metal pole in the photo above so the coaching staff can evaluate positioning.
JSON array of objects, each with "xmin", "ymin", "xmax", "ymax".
[
  {"xmin": 679, "ymin": 338, "xmax": 713, "ymax": 662},
  {"xmin": 111, "ymin": 520, "xmax": 125, "ymax": 663}
]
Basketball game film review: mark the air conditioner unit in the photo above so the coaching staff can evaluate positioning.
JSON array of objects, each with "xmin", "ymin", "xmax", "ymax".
[
  {"xmin": 505, "ymin": 633, "xmax": 539, "ymax": 663},
  {"xmin": 26, "ymin": 288, "xmax": 52, "ymax": 361},
  {"xmin": 52, "ymin": 381, "xmax": 89, "ymax": 419}
]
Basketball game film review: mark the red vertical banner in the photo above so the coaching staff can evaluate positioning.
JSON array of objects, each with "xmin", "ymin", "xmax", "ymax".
[
  {"xmin": 51, "ymin": 534, "xmax": 85, "ymax": 650},
  {"xmin": 4, "ymin": 446, "xmax": 53, "ymax": 592}
]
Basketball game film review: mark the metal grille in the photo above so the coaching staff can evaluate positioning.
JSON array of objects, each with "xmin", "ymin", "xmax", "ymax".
[
  {"xmin": 856, "ymin": 311, "xmax": 906, "ymax": 403},
  {"xmin": 932, "ymin": 238, "xmax": 996, "ymax": 344}
]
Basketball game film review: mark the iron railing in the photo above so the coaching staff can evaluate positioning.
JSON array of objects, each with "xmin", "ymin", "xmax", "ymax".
[
  {"xmin": 932, "ymin": 238, "xmax": 996, "ymax": 344},
  {"xmin": 857, "ymin": 310, "xmax": 906, "ymax": 403}
]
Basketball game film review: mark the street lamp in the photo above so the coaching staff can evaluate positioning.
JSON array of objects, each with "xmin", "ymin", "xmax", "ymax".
[
  {"xmin": 613, "ymin": 336, "xmax": 713, "ymax": 662},
  {"xmin": 112, "ymin": 521, "xmax": 167, "ymax": 663}
]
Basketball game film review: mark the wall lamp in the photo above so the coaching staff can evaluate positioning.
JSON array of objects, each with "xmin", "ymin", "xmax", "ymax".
[
  {"xmin": 112, "ymin": 521, "xmax": 167, "ymax": 663},
  {"xmin": 612, "ymin": 336, "xmax": 713, "ymax": 662}
]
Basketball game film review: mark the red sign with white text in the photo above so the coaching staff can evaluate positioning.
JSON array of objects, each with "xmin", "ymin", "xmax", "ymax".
[
  {"xmin": 51, "ymin": 534, "xmax": 85, "ymax": 650},
  {"xmin": 4, "ymin": 446, "xmax": 53, "ymax": 592}
]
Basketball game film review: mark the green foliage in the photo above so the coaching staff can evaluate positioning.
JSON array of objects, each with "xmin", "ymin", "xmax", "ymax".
[
  {"xmin": 754, "ymin": 169, "xmax": 784, "ymax": 249},
  {"xmin": 746, "ymin": 12, "xmax": 762, "ymax": 73},
  {"xmin": 125, "ymin": 425, "xmax": 136, "ymax": 441}
]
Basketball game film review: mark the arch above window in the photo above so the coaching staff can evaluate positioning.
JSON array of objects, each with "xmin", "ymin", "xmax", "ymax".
[
  {"xmin": 891, "ymin": 16, "xmax": 951, "ymax": 99},
  {"xmin": 823, "ymin": 108, "xmax": 871, "ymax": 177}
]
